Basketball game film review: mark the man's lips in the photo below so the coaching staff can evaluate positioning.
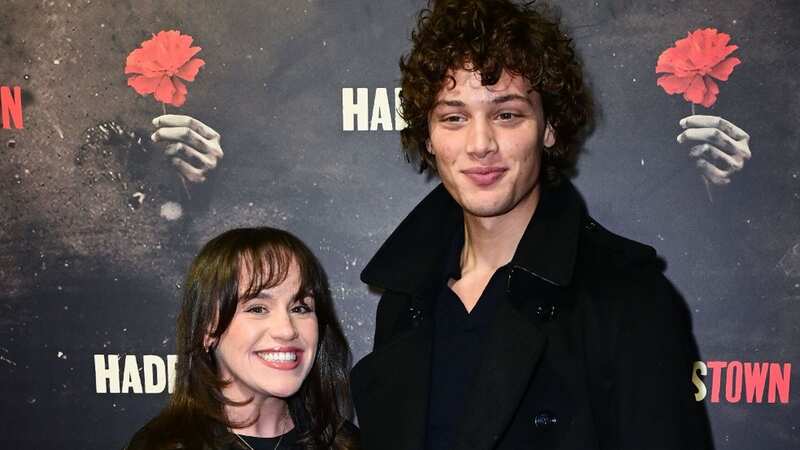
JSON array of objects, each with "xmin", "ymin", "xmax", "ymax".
[
  {"xmin": 461, "ymin": 167, "xmax": 507, "ymax": 186},
  {"xmin": 255, "ymin": 347, "xmax": 304, "ymax": 370}
]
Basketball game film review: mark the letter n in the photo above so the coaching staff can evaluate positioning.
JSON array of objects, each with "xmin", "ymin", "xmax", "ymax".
[
  {"xmin": 768, "ymin": 363, "xmax": 791, "ymax": 404},
  {"xmin": 1, "ymin": 86, "xmax": 23, "ymax": 129}
]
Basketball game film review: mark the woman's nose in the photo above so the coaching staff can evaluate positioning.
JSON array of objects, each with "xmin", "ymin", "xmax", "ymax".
[{"xmin": 268, "ymin": 310, "xmax": 299, "ymax": 341}]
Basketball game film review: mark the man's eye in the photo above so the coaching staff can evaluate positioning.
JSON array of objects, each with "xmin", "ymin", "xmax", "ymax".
[
  {"xmin": 497, "ymin": 112, "xmax": 519, "ymax": 121},
  {"xmin": 442, "ymin": 115, "xmax": 464, "ymax": 123}
]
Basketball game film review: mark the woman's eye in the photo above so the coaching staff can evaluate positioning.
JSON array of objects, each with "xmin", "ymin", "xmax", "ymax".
[
  {"xmin": 291, "ymin": 302, "xmax": 314, "ymax": 314},
  {"xmin": 245, "ymin": 305, "xmax": 268, "ymax": 314}
]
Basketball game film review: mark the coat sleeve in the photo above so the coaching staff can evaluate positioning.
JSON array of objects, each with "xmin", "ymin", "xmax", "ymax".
[{"xmin": 614, "ymin": 269, "xmax": 715, "ymax": 450}]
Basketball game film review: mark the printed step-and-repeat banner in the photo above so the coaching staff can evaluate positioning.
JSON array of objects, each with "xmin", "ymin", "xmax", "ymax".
[{"xmin": 1, "ymin": 1, "xmax": 797, "ymax": 448}]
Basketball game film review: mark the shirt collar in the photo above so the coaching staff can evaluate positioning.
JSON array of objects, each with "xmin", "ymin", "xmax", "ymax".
[
  {"xmin": 361, "ymin": 180, "xmax": 586, "ymax": 295},
  {"xmin": 442, "ymin": 225, "xmax": 465, "ymax": 282}
]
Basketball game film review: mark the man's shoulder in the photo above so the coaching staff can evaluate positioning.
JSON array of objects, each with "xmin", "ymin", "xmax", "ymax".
[
  {"xmin": 578, "ymin": 216, "xmax": 662, "ymax": 274},
  {"xmin": 576, "ymin": 217, "xmax": 689, "ymax": 318}
]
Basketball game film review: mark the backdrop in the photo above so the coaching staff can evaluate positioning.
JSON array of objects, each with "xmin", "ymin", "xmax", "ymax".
[{"xmin": 1, "ymin": 0, "xmax": 797, "ymax": 448}]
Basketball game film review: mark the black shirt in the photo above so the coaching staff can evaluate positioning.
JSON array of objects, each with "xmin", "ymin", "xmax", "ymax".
[
  {"xmin": 236, "ymin": 427, "xmax": 298, "ymax": 450},
  {"xmin": 425, "ymin": 229, "xmax": 509, "ymax": 450}
]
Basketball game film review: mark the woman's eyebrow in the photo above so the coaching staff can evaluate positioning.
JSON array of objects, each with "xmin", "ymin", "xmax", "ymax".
[
  {"xmin": 244, "ymin": 290, "xmax": 273, "ymax": 302},
  {"xmin": 292, "ymin": 290, "xmax": 313, "ymax": 302}
]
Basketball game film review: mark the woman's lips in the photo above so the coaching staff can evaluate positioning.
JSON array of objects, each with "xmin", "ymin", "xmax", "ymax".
[
  {"xmin": 462, "ymin": 167, "xmax": 507, "ymax": 187},
  {"xmin": 255, "ymin": 348, "xmax": 303, "ymax": 371}
]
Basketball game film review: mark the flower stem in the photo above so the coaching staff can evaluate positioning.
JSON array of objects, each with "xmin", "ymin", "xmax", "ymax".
[
  {"xmin": 692, "ymin": 102, "xmax": 713, "ymax": 203},
  {"xmin": 162, "ymin": 102, "xmax": 192, "ymax": 200}
]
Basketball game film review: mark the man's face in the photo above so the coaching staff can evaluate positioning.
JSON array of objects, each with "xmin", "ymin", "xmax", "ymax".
[{"xmin": 428, "ymin": 68, "xmax": 555, "ymax": 218}]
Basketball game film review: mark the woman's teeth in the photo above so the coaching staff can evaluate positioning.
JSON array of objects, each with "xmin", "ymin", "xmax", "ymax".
[{"xmin": 259, "ymin": 352, "xmax": 297, "ymax": 362}]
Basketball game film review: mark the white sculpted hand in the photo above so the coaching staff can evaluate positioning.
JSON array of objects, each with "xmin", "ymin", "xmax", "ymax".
[
  {"xmin": 151, "ymin": 115, "xmax": 224, "ymax": 183},
  {"xmin": 677, "ymin": 115, "xmax": 751, "ymax": 186}
]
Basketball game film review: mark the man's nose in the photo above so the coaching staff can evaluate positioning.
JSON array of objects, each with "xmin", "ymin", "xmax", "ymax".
[
  {"xmin": 466, "ymin": 118, "xmax": 498, "ymax": 159},
  {"xmin": 268, "ymin": 310, "xmax": 299, "ymax": 341}
]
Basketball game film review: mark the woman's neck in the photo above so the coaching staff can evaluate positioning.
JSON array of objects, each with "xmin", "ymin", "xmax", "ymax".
[{"xmin": 224, "ymin": 387, "xmax": 294, "ymax": 437}]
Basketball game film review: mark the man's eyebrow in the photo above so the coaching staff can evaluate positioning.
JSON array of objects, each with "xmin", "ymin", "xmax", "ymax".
[
  {"xmin": 431, "ymin": 95, "xmax": 532, "ymax": 110},
  {"xmin": 491, "ymin": 94, "xmax": 532, "ymax": 105},
  {"xmin": 431, "ymin": 99, "xmax": 465, "ymax": 109}
]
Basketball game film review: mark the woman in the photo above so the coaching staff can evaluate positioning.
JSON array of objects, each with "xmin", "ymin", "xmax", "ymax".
[{"xmin": 126, "ymin": 227, "xmax": 359, "ymax": 449}]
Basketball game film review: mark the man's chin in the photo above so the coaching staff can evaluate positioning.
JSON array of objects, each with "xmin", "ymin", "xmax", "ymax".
[{"xmin": 460, "ymin": 199, "xmax": 514, "ymax": 218}]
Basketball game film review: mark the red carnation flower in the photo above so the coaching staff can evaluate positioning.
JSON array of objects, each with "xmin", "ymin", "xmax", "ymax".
[
  {"xmin": 125, "ymin": 30, "xmax": 205, "ymax": 107},
  {"xmin": 656, "ymin": 28, "xmax": 741, "ymax": 108}
]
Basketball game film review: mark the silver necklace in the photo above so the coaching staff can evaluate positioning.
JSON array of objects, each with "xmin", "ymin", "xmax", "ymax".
[{"xmin": 234, "ymin": 431, "xmax": 284, "ymax": 450}]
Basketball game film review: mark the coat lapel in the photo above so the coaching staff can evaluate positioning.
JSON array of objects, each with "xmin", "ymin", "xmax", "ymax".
[
  {"xmin": 451, "ymin": 297, "xmax": 548, "ymax": 450},
  {"xmin": 351, "ymin": 319, "xmax": 434, "ymax": 450}
]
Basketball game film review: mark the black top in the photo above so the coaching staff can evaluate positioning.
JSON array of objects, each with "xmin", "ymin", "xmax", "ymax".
[
  {"xmin": 235, "ymin": 426, "xmax": 299, "ymax": 450},
  {"xmin": 425, "ymin": 229, "xmax": 508, "ymax": 450},
  {"xmin": 125, "ymin": 418, "xmax": 360, "ymax": 450}
]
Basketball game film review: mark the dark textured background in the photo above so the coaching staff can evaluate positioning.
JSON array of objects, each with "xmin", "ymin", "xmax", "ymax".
[{"xmin": 0, "ymin": 0, "xmax": 798, "ymax": 448}]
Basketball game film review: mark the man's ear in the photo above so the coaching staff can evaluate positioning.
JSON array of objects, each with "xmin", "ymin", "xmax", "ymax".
[{"xmin": 544, "ymin": 122, "xmax": 556, "ymax": 148}]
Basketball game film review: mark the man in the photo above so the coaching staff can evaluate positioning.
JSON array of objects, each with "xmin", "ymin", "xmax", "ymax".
[{"xmin": 350, "ymin": 1, "xmax": 714, "ymax": 449}]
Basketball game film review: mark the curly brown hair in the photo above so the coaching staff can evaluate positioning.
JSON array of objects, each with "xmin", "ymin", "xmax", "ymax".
[{"xmin": 399, "ymin": 0, "xmax": 593, "ymax": 185}]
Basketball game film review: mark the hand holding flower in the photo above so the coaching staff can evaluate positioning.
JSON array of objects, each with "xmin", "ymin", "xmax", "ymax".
[
  {"xmin": 677, "ymin": 115, "xmax": 751, "ymax": 186},
  {"xmin": 151, "ymin": 115, "xmax": 223, "ymax": 183}
]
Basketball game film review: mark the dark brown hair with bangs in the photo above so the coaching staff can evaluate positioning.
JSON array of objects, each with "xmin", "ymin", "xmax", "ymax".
[
  {"xmin": 399, "ymin": 0, "xmax": 593, "ymax": 186},
  {"xmin": 127, "ymin": 227, "xmax": 358, "ymax": 450}
]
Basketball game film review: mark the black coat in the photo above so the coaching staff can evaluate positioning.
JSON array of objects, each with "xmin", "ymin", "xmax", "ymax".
[{"xmin": 350, "ymin": 181, "xmax": 713, "ymax": 450}]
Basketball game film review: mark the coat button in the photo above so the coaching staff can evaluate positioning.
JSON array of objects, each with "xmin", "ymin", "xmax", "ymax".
[
  {"xmin": 533, "ymin": 411, "xmax": 558, "ymax": 428},
  {"xmin": 408, "ymin": 306, "xmax": 424, "ymax": 327},
  {"xmin": 535, "ymin": 304, "xmax": 558, "ymax": 321}
]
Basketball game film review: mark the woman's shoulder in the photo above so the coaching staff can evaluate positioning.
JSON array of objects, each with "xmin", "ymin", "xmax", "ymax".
[
  {"xmin": 338, "ymin": 419, "xmax": 359, "ymax": 436},
  {"xmin": 333, "ymin": 420, "xmax": 360, "ymax": 449},
  {"xmin": 123, "ymin": 420, "xmax": 158, "ymax": 450},
  {"xmin": 123, "ymin": 414, "xmax": 228, "ymax": 450}
]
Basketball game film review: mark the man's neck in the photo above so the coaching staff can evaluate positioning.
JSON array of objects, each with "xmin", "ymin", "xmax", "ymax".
[{"xmin": 461, "ymin": 186, "xmax": 540, "ymax": 275}]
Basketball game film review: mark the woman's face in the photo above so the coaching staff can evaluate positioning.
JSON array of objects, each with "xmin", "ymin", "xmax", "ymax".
[{"xmin": 213, "ymin": 258, "xmax": 319, "ymax": 400}]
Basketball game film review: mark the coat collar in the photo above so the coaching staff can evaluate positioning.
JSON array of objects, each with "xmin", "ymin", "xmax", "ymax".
[{"xmin": 361, "ymin": 180, "xmax": 586, "ymax": 294}]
